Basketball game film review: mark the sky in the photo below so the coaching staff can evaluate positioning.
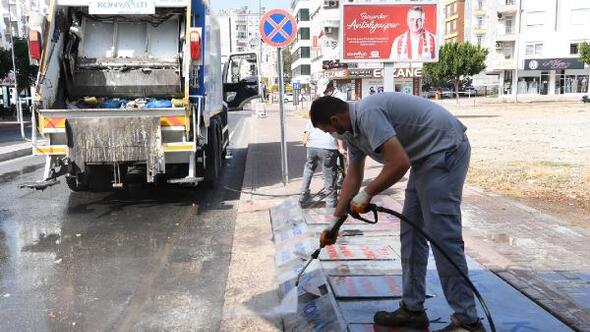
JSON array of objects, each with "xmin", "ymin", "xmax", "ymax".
[{"xmin": 210, "ymin": 0, "xmax": 290, "ymax": 12}]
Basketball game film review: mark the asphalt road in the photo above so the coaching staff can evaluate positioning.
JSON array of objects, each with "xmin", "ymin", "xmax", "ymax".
[
  {"xmin": 0, "ymin": 122, "xmax": 31, "ymax": 147},
  {"xmin": 0, "ymin": 111, "xmax": 251, "ymax": 331}
]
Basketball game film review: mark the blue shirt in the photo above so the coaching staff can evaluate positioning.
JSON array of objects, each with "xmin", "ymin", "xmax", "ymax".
[{"xmin": 343, "ymin": 92, "xmax": 467, "ymax": 165}]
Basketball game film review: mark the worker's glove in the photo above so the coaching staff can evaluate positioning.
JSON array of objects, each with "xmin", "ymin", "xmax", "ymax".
[
  {"xmin": 350, "ymin": 190, "xmax": 372, "ymax": 214},
  {"xmin": 320, "ymin": 216, "xmax": 341, "ymax": 247}
]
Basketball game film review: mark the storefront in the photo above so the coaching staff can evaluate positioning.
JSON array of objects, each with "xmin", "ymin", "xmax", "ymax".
[
  {"xmin": 324, "ymin": 68, "xmax": 384, "ymax": 101},
  {"xmin": 520, "ymin": 58, "xmax": 589, "ymax": 95}
]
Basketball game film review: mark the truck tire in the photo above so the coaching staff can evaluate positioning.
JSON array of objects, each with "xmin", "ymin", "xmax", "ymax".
[{"xmin": 65, "ymin": 173, "xmax": 88, "ymax": 192}]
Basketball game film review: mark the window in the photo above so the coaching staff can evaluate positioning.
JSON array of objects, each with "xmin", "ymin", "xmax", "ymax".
[
  {"xmin": 526, "ymin": 11, "xmax": 545, "ymax": 26},
  {"xmin": 298, "ymin": 8, "xmax": 309, "ymax": 22},
  {"xmin": 451, "ymin": 20, "xmax": 456, "ymax": 32},
  {"xmin": 476, "ymin": 16, "xmax": 484, "ymax": 29},
  {"xmin": 477, "ymin": 36, "xmax": 483, "ymax": 47},
  {"xmin": 477, "ymin": 0, "xmax": 484, "ymax": 10},
  {"xmin": 505, "ymin": 16, "xmax": 513, "ymax": 34},
  {"xmin": 525, "ymin": 42, "xmax": 543, "ymax": 56},
  {"xmin": 301, "ymin": 47, "xmax": 310, "ymax": 58},
  {"xmin": 453, "ymin": 2, "xmax": 457, "ymax": 14},
  {"xmin": 293, "ymin": 64, "xmax": 311, "ymax": 77},
  {"xmin": 571, "ymin": 8, "xmax": 590, "ymax": 25},
  {"xmin": 570, "ymin": 41, "xmax": 589, "ymax": 54},
  {"xmin": 446, "ymin": 22, "xmax": 451, "ymax": 34},
  {"xmin": 505, "ymin": 0, "xmax": 515, "ymax": 5},
  {"xmin": 503, "ymin": 44, "xmax": 513, "ymax": 59},
  {"xmin": 298, "ymin": 27, "xmax": 310, "ymax": 40}
]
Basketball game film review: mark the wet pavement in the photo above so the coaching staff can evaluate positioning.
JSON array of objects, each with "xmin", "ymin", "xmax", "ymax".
[
  {"xmin": 269, "ymin": 197, "xmax": 573, "ymax": 332},
  {"xmin": 0, "ymin": 111, "xmax": 250, "ymax": 331}
]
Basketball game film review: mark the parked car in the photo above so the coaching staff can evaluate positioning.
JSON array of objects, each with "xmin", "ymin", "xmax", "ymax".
[
  {"xmin": 462, "ymin": 86, "xmax": 478, "ymax": 97},
  {"xmin": 284, "ymin": 92, "xmax": 306, "ymax": 103},
  {"xmin": 440, "ymin": 88, "xmax": 456, "ymax": 99}
]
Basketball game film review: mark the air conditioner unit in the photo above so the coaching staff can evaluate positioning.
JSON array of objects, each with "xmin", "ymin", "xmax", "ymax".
[
  {"xmin": 497, "ymin": 13, "xmax": 503, "ymax": 19},
  {"xmin": 495, "ymin": 41, "xmax": 503, "ymax": 49},
  {"xmin": 325, "ymin": 27, "xmax": 334, "ymax": 33}
]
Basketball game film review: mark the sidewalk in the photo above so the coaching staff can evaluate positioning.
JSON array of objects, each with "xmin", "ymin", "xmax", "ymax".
[
  {"xmin": 221, "ymin": 103, "xmax": 587, "ymax": 331},
  {"xmin": 0, "ymin": 141, "xmax": 33, "ymax": 162}
]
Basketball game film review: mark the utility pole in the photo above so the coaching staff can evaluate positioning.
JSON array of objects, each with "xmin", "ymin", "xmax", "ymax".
[
  {"xmin": 7, "ymin": 3, "xmax": 25, "ymax": 139},
  {"xmin": 514, "ymin": 0, "xmax": 523, "ymax": 103},
  {"xmin": 258, "ymin": 0, "xmax": 265, "ymax": 102}
]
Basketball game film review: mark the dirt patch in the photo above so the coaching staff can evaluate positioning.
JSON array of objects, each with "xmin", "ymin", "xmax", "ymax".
[
  {"xmin": 445, "ymin": 101, "xmax": 590, "ymax": 226},
  {"xmin": 467, "ymin": 160, "xmax": 590, "ymax": 224}
]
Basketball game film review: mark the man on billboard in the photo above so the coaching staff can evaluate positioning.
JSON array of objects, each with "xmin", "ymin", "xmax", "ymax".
[{"xmin": 390, "ymin": 6, "xmax": 436, "ymax": 61}]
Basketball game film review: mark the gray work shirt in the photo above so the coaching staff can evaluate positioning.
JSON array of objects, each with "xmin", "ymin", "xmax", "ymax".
[{"xmin": 342, "ymin": 92, "xmax": 467, "ymax": 165}]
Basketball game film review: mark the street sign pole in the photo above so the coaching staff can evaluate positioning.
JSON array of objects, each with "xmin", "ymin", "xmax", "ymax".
[
  {"xmin": 259, "ymin": 8, "xmax": 297, "ymax": 185},
  {"xmin": 277, "ymin": 47, "xmax": 288, "ymax": 184}
]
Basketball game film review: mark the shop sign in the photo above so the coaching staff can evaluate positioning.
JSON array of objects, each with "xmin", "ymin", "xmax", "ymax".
[
  {"xmin": 89, "ymin": 0, "xmax": 155, "ymax": 14},
  {"xmin": 325, "ymin": 69, "xmax": 350, "ymax": 79},
  {"xmin": 525, "ymin": 58, "xmax": 585, "ymax": 70},
  {"xmin": 325, "ymin": 68, "xmax": 385, "ymax": 80},
  {"xmin": 393, "ymin": 68, "xmax": 422, "ymax": 78}
]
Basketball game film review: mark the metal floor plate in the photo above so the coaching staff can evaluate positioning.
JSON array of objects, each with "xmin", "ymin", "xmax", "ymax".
[
  {"xmin": 320, "ymin": 244, "xmax": 396, "ymax": 261},
  {"xmin": 329, "ymin": 275, "xmax": 403, "ymax": 299}
]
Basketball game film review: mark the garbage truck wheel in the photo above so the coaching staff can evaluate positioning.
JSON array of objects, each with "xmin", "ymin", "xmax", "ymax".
[{"xmin": 66, "ymin": 173, "xmax": 88, "ymax": 192}]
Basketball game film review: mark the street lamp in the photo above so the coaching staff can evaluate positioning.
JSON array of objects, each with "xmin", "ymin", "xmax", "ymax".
[{"xmin": 7, "ymin": 2, "xmax": 25, "ymax": 139}]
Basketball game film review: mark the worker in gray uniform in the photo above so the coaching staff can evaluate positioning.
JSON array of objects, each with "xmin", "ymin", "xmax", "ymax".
[{"xmin": 310, "ymin": 93, "xmax": 484, "ymax": 332}]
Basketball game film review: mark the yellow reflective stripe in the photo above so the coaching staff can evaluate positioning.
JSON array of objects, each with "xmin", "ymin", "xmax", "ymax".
[
  {"xmin": 163, "ymin": 143, "xmax": 194, "ymax": 152},
  {"xmin": 34, "ymin": 145, "xmax": 67, "ymax": 155}
]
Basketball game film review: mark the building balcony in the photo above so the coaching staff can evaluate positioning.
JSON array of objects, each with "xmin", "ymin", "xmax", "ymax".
[
  {"xmin": 473, "ymin": 8, "xmax": 486, "ymax": 16},
  {"xmin": 496, "ymin": 33, "xmax": 516, "ymax": 42},
  {"xmin": 497, "ymin": 3, "xmax": 517, "ymax": 14},
  {"xmin": 492, "ymin": 58, "xmax": 516, "ymax": 70},
  {"xmin": 444, "ymin": 31, "xmax": 459, "ymax": 39},
  {"xmin": 445, "ymin": 14, "xmax": 459, "ymax": 22},
  {"xmin": 473, "ymin": 28, "xmax": 486, "ymax": 35}
]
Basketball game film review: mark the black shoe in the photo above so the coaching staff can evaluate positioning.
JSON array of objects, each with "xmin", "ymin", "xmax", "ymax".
[
  {"xmin": 373, "ymin": 301, "xmax": 429, "ymax": 329},
  {"xmin": 434, "ymin": 314, "xmax": 485, "ymax": 332},
  {"xmin": 298, "ymin": 192, "xmax": 311, "ymax": 205}
]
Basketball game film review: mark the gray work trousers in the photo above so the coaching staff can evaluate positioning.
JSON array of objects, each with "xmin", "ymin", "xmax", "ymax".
[
  {"xmin": 401, "ymin": 137, "xmax": 478, "ymax": 324},
  {"xmin": 300, "ymin": 147, "xmax": 338, "ymax": 207}
]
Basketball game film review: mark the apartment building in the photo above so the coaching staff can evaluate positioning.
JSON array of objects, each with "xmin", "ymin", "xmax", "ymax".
[
  {"xmin": 462, "ymin": 0, "xmax": 590, "ymax": 96},
  {"xmin": 290, "ymin": 0, "xmax": 312, "ymax": 87},
  {"xmin": 0, "ymin": 0, "xmax": 49, "ymax": 49},
  {"xmin": 443, "ymin": 0, "xmax": 465, "ymax": 43}
]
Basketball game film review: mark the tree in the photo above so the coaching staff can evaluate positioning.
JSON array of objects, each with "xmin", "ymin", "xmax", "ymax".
[
  {"xmin": 423, "ymin": 42, "xmax": 488, "ymax": 103},
  {"xmin": 580, "ymin": 42, "xmax": 590, "ymax": 95},
  {"xmin": 281, "ymin": 46, "xmax": 292, "ymax": 82},
  {"xmin": 12, "ymin": 37, "xmax": 39, "ymax": 95},
  {"xmin": 0, "ymin": 48, "xmax": 12, "ymax": 79}
]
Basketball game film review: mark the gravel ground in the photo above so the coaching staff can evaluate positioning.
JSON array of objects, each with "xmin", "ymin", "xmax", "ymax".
[{"xmin": 443, "ymin": 101, "xmax": 590, "ymax": 225}]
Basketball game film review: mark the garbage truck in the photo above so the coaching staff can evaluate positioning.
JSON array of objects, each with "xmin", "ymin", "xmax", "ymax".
[{"xmin": 27, "ymin": 0, "xmax": 259, "ymax": 191}]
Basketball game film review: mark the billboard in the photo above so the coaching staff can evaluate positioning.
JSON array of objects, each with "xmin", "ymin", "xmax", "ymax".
[{"xmin": 341, "ymin": 2, "xmax": 438, "ymax": 62}]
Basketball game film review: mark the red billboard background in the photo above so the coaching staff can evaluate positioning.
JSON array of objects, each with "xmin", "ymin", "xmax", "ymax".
[{"xmin": 341, "ymin": 3, "xmax": 438, "ymax": 62}]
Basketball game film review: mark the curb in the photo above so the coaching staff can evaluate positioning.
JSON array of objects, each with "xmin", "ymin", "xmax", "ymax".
[{"xmin": 0, "ymin": 147, "xmax": 32, "ymax": 163}]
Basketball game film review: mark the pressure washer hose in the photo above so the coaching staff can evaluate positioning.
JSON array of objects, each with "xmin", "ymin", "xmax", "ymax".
[{"xmin": 359, "ymin": 204, "xmax": 496, "ymax": 332}]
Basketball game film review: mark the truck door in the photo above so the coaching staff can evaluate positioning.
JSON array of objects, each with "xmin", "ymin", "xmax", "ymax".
[{"xmin": 222, "ymin": 53, "xmax": 260, "ymax": 110}]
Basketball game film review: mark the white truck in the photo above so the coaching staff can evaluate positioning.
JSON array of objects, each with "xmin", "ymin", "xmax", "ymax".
[{"xmin": 27, "ymin": 0, "xmax": 259, "ymax": 191}]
